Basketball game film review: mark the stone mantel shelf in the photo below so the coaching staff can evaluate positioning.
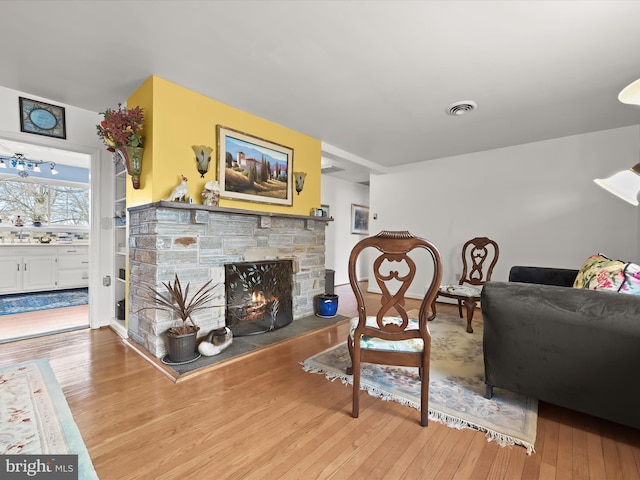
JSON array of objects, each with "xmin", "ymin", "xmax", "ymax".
[{"xmin": 128, "ymin": 201, "xmax": 333, "ymax": 222}]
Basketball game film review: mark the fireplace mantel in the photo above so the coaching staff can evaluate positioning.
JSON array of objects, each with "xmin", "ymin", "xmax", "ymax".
[
  {"xmin": 128, "ymin": 201, "xmax": 333, "ymax": 224},
  {"xmin": 127, "ymin": 202, "xmax": 329, "ymax": 358}
]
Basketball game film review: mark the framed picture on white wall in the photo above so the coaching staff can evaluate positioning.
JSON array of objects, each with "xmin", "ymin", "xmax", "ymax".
[
  {"xmin": 19, "ymin": 97, "xmax": 67, "ymax": 139},
  {"xmin": 350, "ymin": 204, "xmax": 369, "ymax": 235}
]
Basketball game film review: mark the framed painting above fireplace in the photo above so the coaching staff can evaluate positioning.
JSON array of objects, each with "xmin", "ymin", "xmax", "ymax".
[{"xmin": 217, "ymin": 126, "xmax": 294, "ymax": 206}]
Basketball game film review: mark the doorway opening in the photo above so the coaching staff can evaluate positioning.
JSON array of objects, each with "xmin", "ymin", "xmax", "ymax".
[{"xmin": 0, "ymin": 138, "xmax": 91, "ymax": 343}]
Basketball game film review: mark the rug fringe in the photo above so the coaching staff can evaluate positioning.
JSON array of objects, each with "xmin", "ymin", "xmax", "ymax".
[{"xmin": 301, "ymin": 361, "xmax": 535, "ymax": 455}]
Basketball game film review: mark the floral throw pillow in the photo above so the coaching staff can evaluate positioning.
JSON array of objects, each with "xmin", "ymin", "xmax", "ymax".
[
  {"xmin": 621, "ymin": 262, "xmax": 640, "ymax": 294},
  {"xmin": 573, "ymin": 254, "xmax": 640, "ymax": 294},
  {"xmin": 573, "ymin": 254, "xmax": 626, "ymax": 291}
]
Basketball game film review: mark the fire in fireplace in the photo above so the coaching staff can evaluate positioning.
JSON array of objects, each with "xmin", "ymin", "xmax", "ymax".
[{"xmin": 225, "ymin": 260, "xmax": 293, "ymax": 336}]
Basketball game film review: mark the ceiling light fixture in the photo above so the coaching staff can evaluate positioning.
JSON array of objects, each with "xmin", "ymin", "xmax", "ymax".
[
  {"xmin": 594, "ymin": 79, "xmax": 640, "ymax": 205},
  {"xmin": 594, "ymin": 163, "xmax": 640, "ymax": 206},
  {"xmin": 0, "ymin": 153, "xmax": 58, "ymax": 178},
  {"xmin": 619, "ymin": 79, "xmax": 640, "ymax": 105},
  {"xmin": 446, "ymin": 101, "xmax": 477, "ymax": 116}
]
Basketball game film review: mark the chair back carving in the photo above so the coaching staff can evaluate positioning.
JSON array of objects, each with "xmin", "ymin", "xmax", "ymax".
[
  {"xmin": 349, "ymin": 230, "xmax": 442, "ymax": 341},
  {"xmin": 460, "ymin": 237, "xmax": 499, "ymax": 287}
]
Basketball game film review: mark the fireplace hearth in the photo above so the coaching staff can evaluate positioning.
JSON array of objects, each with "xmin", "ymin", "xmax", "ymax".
[{"xmin": 225, "ymin": 260, "xmax": 293, "ymax": 336}]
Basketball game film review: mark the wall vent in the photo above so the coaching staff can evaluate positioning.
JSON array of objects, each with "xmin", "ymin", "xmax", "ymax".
[{"xmin": 321, "ymin": 166, "xmax": 345, "ymax": 174}]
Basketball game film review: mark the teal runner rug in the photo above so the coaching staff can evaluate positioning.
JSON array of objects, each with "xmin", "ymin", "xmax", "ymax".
[
  {"xmin": 0, "ymin": 359, "xmax": 98, "ymax": 479},
  {"xmin": 0, "ymin": 288, "xmax": 88, "ymax": 316}
]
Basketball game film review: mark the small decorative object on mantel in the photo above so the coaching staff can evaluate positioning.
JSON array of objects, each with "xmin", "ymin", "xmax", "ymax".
[
  {"xmin": 293, "ymin": 171, "xmax": 307, "ymax": 195},
  {"xmin": 96, "ymin": 104, "xmax": 145, "ymax": 189},
  {"xmin": 201, "ymin": 180, "xmax": 220, "ymax": 206},
  {"xmin": 164, "ymin": 175, "xmax": 189, "ymax": 202},
  {"xmin": 192, "ymin": 145, "xmax": 213, "ymax": 178}
]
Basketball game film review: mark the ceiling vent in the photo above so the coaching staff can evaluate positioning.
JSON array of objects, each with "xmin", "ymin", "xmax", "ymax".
[
  {"xmin": 321, "ymin": 166, "xmax": 345, "ymax": 174},
  {"xmin": 446, "ymin": 101, "xmax": 477, "ymax": 116}
]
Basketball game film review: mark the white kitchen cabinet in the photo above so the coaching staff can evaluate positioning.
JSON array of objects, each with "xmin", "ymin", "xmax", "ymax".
[
  {"xmin": 0, "ymin": 256, "xmax": 21, "ymax": 294},
  {"xmin": 0, "ymin": 251, "xmax": 58, "ymax": 293},
  {"xmin": 23, "ymin": 255, "xmax": 57, "ymax": 291},
  {"xmin": 0, "ymin": 245, "xmax": 89, "ymax": 294},
  {"xmin": 57, "ymin": 246, "xmax": 89, "ymax": 288}
]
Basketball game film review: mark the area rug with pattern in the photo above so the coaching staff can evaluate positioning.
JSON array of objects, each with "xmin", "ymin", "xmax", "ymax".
[
  {"xmin": 0, "ymin": 288, "xmax": 88, "ymax": 316},
  {"xmin": 0, "ymin": 359, "xmax": 98, "ymax": 478},
  {"xmin": 302, "ymin": 311, "xmax": 538, "ymax": 454}
]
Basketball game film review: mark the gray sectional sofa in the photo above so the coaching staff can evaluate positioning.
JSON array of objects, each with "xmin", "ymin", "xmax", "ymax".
[{"xmin": 481, "ymin": 266, "xmax": 640, "ymax": 429}]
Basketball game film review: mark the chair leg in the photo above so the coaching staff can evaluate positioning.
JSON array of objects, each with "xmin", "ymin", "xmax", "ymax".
[
  {"xmin": 420, "ymin": 361, "xmax": 429, "ymax": 427},
  {"xmin": 346, "ymin": 339, "xmax": 354, "ymax": 375},
  {"xmin": 462, "ymin": 298, "xmax": 476, "ymax": 333},
  {"xmin": 457, "ymin": 299, "xmax": 463, "ymax": 318},
  {"xmin": 352, "ymin": 351, "xmax": 361, "ymax": 419}
]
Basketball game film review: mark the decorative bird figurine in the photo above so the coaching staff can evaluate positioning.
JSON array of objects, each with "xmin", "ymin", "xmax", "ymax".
[{"xmin": 165, "ymin": 175, "xmax": 189, "ymax": 202}]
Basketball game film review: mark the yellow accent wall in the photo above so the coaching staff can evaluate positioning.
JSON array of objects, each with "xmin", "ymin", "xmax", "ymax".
[{"xmin": 126, "ymin": 76, "xmax": 321, "ymax": 215}]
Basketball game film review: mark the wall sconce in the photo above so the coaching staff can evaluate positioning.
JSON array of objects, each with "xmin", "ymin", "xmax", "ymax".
[
  {"xmin": 192, "ymin": 145, "xmax": 213, "ymax": 178},
  {"xmin": 293, "ymin": 171, "xmax": 307, "ymax": 195},
  {"xmin": 594, "ymin": 79, "xmax": 640, "ymax": 205}
]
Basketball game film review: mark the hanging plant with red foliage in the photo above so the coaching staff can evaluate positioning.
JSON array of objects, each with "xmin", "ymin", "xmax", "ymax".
[{"xmin": 96, "ymin": 104, "xmax": 144, "ymax": 152}]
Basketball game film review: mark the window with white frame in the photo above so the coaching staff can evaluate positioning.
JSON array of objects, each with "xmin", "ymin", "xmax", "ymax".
[{"xmin": 0, "ymin": 175, "xmax": 89, "ymax": 226}]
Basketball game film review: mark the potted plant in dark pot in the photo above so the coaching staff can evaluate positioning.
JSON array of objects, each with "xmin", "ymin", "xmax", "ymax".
[{"xmin": 142, "ymin": 274, "xmax": 218, "ymax": 363}]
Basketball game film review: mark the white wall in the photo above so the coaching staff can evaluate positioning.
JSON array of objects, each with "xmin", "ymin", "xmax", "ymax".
[
  {"xmin": 321, "ymin": 175, "xmax": 370, "ymax": 286},
  {"xmin": 367, "ymin": 126, "xmax": 640, "ymax": 298},
  {"xmin": 0, "ymin": 85, "xmax": 114, "ymax": 328}
]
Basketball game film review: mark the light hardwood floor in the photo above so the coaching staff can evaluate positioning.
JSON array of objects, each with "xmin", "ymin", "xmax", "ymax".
[
  {"xmin": 0, "ymin": 304, "xmax": 89, "ymax": 342},
  {"xmin": 0, "ymin": 284, "xmax": 639, "ymax": 479}
]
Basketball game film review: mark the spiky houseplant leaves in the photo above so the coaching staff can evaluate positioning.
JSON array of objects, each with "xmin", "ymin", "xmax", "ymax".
[{"xmin": 144, "ymin": 274, "xmax": 218, "ymax": 335}]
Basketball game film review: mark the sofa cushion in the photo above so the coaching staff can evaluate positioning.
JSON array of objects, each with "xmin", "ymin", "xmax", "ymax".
[{"xmin": 573, "ymin": 254, "xmax": 640, "ymax": 294}]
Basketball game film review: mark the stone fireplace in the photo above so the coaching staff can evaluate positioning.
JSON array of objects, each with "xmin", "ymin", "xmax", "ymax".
[{"xmin": 127, "ymin": 202, "xmax": 329, "ymax": 358}]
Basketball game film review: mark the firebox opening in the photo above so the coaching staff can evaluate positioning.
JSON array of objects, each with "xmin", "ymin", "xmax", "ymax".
[{"xmin": 225, "ymin": 260, "xmax": 293, "ymax": 336}]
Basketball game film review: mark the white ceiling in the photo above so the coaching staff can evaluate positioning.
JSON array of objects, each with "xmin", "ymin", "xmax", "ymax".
[{"xmin": 2, "ymin": 1, "xmax": 640, "ymax": 182}]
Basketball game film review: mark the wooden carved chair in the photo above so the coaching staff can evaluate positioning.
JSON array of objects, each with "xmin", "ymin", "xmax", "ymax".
[
  {"xmin": 346, "ymin": 230, "xmax": 442, "ymax": 426},
  {"xmin": 432, "ymin": 237, "xmax": 499, "ymax": 333}
]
